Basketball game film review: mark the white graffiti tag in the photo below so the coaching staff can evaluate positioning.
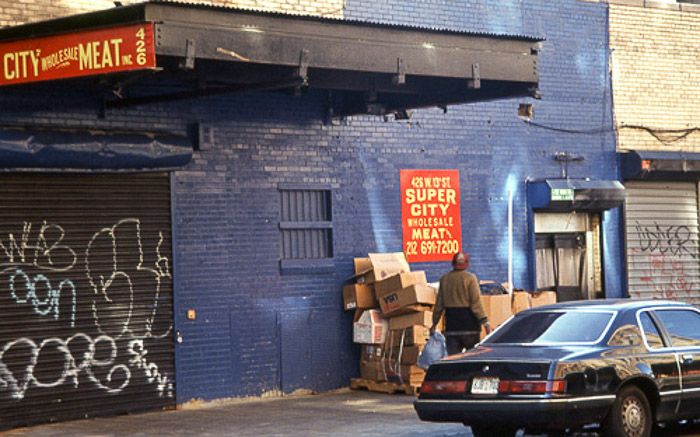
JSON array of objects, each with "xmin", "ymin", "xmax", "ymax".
[
  {"xmin": 0, "ymin": 334, "xmax": 131, "ymax": 400},
  {"xmin": 9, "ymin": 268, "xmax": 76, "ymax": 327},
  {"xmin": 86, "ymin": 218, "xmax": 172, "ymax": 340},
  {"xmin": 128, "ymin": 340, "xmax": 173, "ymax": 398},
  {"xmin": 0, "ymin": 221, "xmax": 77, "ymax": 275}
]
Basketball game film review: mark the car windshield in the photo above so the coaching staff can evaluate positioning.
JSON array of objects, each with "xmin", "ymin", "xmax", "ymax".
[{"xmin": 484, "ymin": 310, "xmax": 614, "ymax": 344}]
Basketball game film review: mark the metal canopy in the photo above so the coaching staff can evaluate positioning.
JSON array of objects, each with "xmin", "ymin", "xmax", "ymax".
[
  {"xmin": 620, "ymin": 150, "xmax": 700, "ymax": 181},
  {"xmin": 0, "ymin": 1, "xmax": 542, "ymax": 117},
  {"xmin": 528, "ymin": 179, "xmax": 626, "ymax": 212}
]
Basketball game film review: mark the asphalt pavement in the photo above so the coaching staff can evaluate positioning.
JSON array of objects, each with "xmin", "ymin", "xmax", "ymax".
[
  {"xmin": 3, "ymin": 389, "xmax": 471, "ymax": 437},
  {"xmin": 3, "ymin": 389, "xmax": 700, "ymax": 437}
]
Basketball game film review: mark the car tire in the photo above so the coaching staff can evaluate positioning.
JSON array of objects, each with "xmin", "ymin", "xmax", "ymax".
[
  {"xmin": 603, "ymin": 385, "xmax": 652, "ymax": 437},
  {"xmin": 469, "ymin": 425, "xmax": 518, "ymax": 436}
]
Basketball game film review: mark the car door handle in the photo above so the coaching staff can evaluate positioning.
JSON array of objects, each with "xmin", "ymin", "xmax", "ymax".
[{"xmin": 682, "ymin": 354, "xmax": 694, "ymax": 364}]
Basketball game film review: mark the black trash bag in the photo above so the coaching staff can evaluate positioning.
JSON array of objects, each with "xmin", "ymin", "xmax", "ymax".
[{"xmin": 479, "ymin": 282, "xmax": 508, "ymax": 295}]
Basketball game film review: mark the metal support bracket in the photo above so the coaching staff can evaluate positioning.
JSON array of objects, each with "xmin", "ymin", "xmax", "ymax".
[
  {"xmin": 393, "ymin": 57, "xmax": 406, "ymax": 86},
  {"xmin": 293, "ymin": 49, "xmax": 309, "ymax": 96},
  {"xmin": 364, "ymin": 77, "xmax": 378, "ymax": 103},
  {"xmin": 297, "ymin": 49, "xmax": 309, "ymax": 86},
  {"xmin": 180, "ymin": 39, "xmax": 196, "ymax": 70},
  {"xmin": 468, "ymin": 63, "xmax": 481, "ymax": 89}
]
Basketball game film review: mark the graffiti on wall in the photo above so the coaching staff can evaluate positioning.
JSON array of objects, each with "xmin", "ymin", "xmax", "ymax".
[
  {"xmin": 634, "ymin": 221, "xmax": 698, "ymax": 259},
  {"xmin": 0, "ymin": 218, "xmax": 174, "ymax": 403},
  {"xmin": 633, "ymin": 221, "xmax": 699, "ymax": 302},
  {"xmin": 638, "ymin": 253, "xmax": 695, "ymax": 300}
]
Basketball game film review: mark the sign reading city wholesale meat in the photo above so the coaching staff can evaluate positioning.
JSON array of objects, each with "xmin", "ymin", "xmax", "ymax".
[
  {"xmin": 0, "ymin": 23, "xmax": 156, "ymax": 87},
  {"xmin": 401, "ymin": 169, "xmax": 462, "ymax": 262}
]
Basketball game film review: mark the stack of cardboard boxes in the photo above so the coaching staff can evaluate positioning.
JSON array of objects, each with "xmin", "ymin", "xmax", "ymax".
[
  {"xmin": 511, "ymin": 289, "xmax": 558, "ymax": 314},
  {"xmin": 481, "ymin": 289, "xmax": 557, "ymax": 337},
  {"xmin": 345, "ymin": 254, "xmax": 559, "ymax": 390},
  {"xmin": 375, "ymin": 268, "xmax": 435, "ymax": 386},
  {"xmin": 346, "ymin": 253, "xmax": 435, "ymax": 388}
]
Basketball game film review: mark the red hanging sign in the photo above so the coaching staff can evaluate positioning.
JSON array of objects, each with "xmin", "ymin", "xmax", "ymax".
[
  {"xmin": 401, "ymin": 169, "xmax": 462, "ymax": 262},
  {"xmin": 0, "ymin": 23, "xmax": 156, "ymax": 87}
]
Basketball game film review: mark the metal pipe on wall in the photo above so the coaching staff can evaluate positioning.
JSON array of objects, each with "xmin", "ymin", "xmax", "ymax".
[{"xmin": 508, "ymin": 188, "xmax": 513, "ymax": 294}]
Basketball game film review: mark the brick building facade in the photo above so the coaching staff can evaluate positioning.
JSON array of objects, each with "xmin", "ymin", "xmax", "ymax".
[
  {"xmin": 0, "ymin": 0, "xmax": 623, "ymax": 427},
  {"xmin": 607, "ymin": 0, "xmax": 700, "ymax": 304},
  {"xmin": 609, "ymin": 0, "xmax": 700, "ymax": 153}
]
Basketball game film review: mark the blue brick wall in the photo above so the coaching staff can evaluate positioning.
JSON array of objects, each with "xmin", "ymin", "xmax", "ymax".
[
  {"xmin": 342, "ymin": 0, "xmax": 620, "ymax": 293},
  {"xmin": 0, "ymin": 0, "xmax": 621, "ymax": 405}
]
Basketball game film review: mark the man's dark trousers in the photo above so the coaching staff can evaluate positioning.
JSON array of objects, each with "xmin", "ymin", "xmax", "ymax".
[{"xmin": 445, "ymin": 332, "xmax": 480, "ymax": 355}]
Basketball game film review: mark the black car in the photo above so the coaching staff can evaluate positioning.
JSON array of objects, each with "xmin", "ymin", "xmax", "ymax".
[{"xmin": 414, "ymin": 299, "xmax": 700, "ymax": 436}]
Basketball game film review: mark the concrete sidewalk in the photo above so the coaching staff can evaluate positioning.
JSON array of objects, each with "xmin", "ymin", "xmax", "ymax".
[
  {"xmin": 3, "ymin": 389, "xmax": 470, "ymax": 437},
  {"xmin": 6, "ymin": 389, "xmax": 700, "ymax": 437}
]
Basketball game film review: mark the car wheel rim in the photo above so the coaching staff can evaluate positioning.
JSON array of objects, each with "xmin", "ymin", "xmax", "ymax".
[{"xmin": 621, "ymin": 396, "xmax": 646, "ymax": 436}]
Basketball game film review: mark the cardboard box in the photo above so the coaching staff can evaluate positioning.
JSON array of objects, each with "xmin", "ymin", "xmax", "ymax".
[
  {"xmin": 401, "ymin": 365, "xmax": 425, "ymax": 385},
  {"xmin": 353, "ymin": 309, "xmax": 363, "ymax": 323},
  {"xmin": 385, "ymin": 329, "xmax": 402, "ymax": 348},
  {"xmin": 343, "ymin": 283, "xmax": 376, "ymax": 311},
  {"xmin": 378, "ymin": 284, "xmax": 436, "ymax": 316},
  {"xmin": 375, "ymin": 271, "xmax": 428, "ymax": 297},
  {"xmin": 386, "ymin": 325, "xmax": 430, "ymax": 347},
  {"xmin": 407, "ymin": 325, "xmax": 431, "ymax": 345},
  {"xmin": 354, "ymin": 257, "xmax": 372, "ymax": 274},
  {"xmin": 482, "ymin": 294, "xmax": 513, "ymax": 326},
  {"xmin": 389, "ymin": 310, "xmax": 433, "ymax": 331},
  {"xmin": 353, "ymin": 310, "xmax": 388, "ymax": 344},
  {"xmin": 360, "ymin": 359, "xmax": 386, "ymax": 381},
  {"xmin": 512, "ymin": 291, "xmax": 531, "ymax": 314},
  {"xmin": 353, "ymin": 257, "xmax": 376, "ymax": 284},
  {"xmin": 395, "ymin": 345, "xmax": 423, "ymax": 365},
  {"xmin": 387, "ymin": 365, "xmax": 425, "ymax": 385},
  {"xmin": 530, "ymin": 291, "xmax": 557, "ymax": 308},
  {"xmin": 368, "ymin": 252, "xmax": 410, "ymax": 282},
  {"xmin": 480, "ymin": 294, "xmax": 513, "ymax": 339},
  {"xmin": 361, "ymin": 344, "xmax": 384, "ymax": 362}
]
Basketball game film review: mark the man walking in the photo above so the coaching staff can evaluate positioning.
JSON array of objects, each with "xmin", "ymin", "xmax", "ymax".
[{"xmin": 430, "ymin": 252, "xmax": 492, "ymax": 355}]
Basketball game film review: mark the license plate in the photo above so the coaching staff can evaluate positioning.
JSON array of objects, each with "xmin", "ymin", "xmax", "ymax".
[{"xmin": 471, "ymin": 377, "xmax": 499, "ymax": 395}]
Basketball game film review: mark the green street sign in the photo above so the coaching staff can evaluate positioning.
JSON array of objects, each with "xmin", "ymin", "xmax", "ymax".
[{"xmin": 551, "ymin": 188, "xmax": 574, "ymax": 202}]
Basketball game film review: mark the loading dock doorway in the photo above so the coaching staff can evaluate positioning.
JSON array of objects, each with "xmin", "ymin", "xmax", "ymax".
[{"xmin": 534, "ymin": 212, "xmax": 602, "ymax": 301}]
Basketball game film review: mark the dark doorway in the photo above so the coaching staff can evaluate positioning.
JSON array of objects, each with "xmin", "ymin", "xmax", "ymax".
[{"xmin": 535, "ymin": 233, "xmax": 587, "ymax": 302}]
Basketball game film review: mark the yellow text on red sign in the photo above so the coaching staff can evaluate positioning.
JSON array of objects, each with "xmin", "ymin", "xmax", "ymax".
[
  {"xmin": 0, "ymin": 23, "xmax": 156, "ymax": 86},
  {"xmin": 401, "ymin": 169, "xmax": 462, "ymax": 262}
]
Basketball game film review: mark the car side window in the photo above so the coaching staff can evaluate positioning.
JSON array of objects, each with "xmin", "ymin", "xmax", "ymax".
[
  {"xmin": 639, "ymin": 312, "xmax": 665, "ymax": 349},
  {"xmin": 608, "ymin": 324, "xmax": 643, "ymax": 347},
  {"xmin": 654, "ymin": 309, "xmax": 700, "ymax": 348}
]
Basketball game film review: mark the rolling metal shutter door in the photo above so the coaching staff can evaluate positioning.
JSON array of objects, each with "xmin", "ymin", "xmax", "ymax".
[
  {"xmin": 625, "ymin": 181, "xmax": 700, "ymax": 305},
  {"xmin": 0, "ymin": 174, "xmax": 174, "ymax": 429}
]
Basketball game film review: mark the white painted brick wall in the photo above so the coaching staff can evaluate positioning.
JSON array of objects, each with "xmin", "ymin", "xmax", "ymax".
[{"xmin": 610, "ymin": 4, "xmax": 700, "ymax": 151}]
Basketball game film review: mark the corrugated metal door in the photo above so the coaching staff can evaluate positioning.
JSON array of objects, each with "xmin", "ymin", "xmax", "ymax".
[
  {"xmin": 625, "ymin": 181, "xmax": 700, "ymax": 304},
  {"xmin": 0, "ymin": 174, "xmax": 174, "ymax": 429}
]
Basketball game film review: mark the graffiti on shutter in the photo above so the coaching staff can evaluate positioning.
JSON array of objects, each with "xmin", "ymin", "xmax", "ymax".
[
  {"xmin": 0, "ymin": 174, "xmax": 174, "ymax": 428},
  {"xmin": 625, "ymin": 181, "xmax": 700, "ymax": 305}
]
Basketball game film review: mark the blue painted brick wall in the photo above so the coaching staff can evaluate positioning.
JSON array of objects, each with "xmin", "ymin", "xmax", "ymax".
[
  {"xmin": 341, "ymin": 0, "xmax": 620, "ymax": 289},
  {"xmin": 0, "ymin": 0, "xmax": 621, "ymax": 404}
]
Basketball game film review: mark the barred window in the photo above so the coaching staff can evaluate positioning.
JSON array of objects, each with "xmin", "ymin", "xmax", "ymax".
[{"xmin": 279, "ymin": 186, "xmax": 333, "ymax": 260}]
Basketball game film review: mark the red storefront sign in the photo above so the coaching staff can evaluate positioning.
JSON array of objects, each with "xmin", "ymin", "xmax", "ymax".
[
  {"xmin": 401, "ymin": 169, "xmax": 462, "ymax": 262},
  {"xmin": 0, "ymin": 23, "xmax": 156, "ymax": 87}
]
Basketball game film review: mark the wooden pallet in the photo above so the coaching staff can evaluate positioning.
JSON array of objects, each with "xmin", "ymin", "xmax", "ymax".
[{"xmin": 350, "ymin": 378, "xmax": 420, "ymax": 395}]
